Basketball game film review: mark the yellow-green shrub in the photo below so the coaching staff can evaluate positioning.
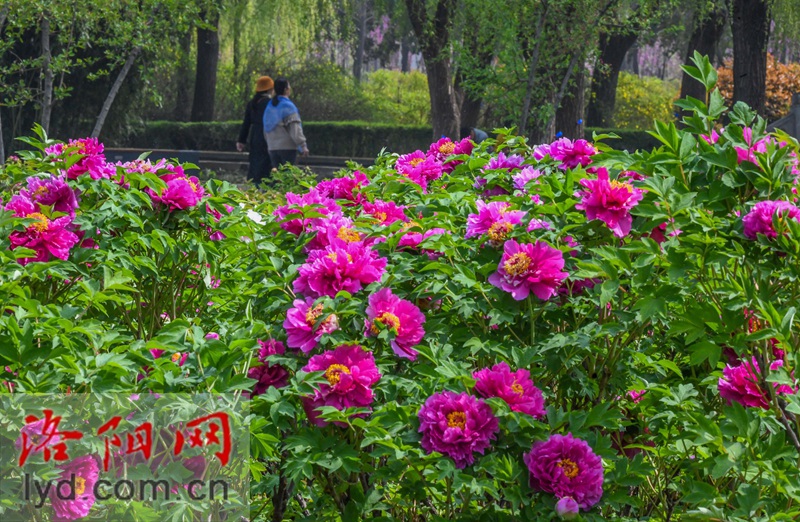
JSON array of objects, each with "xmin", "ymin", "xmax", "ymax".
[{"xmin": 613, "ymin": 72, "xmax": 678, "ymax": 129}]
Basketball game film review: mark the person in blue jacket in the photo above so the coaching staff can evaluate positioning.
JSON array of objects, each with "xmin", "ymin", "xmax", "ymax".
[{"xmin": 262, "ymin": 78, "xmax": 309, "ymax": 168}]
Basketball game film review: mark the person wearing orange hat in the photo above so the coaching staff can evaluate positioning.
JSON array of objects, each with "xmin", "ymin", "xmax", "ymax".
[{"xmin": 236, "ymin": 75, "xmax": 275, "ymax": 187}]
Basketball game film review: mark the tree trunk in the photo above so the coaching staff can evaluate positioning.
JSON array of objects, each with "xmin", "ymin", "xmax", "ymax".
[
  {"xmin": 353, "ymin": 0, "xmax": 368, "ymax": 82},
  {"xmin": 679, "ymin": 5, "xmax": 726, "ymax": 111},
  {"xmin": 174, "ymin": 31, "xmax": 193, "ymax": 122},
  {"xmin": 556, "ymin": 65, "xmax": 587, "ymax": 140},
  {"xmin": 40, "ymin": 16, "xmax": 54, "ymax": 134},
  {"xmin": 92, "ymin": 47, "xmax": 141, "ymax": 138},
  {"xmin": 405, "ymin": 0, "xmax": 459, "ymax": 138},
  {"xmin": 621, "ymin": 42, "xmax": 639, "ymax": 74},
  {"xmin": 544, "ymin": 53, "xmax": 580, "ymax": 139},
  {"xmin": 401, "ymin": 34, "xmax": 411, "ymax": 73},
  {"xmin": 191, "ymin": 12, "xmax": 220, "ymax": 122},
  {"xmin": 731, "ymin": 0, "xmax": 771, "ymax": 117},
  {"xmin": 519, "ymin": 2, "xmax": 548, "ymax": 135},
  {"xmin": 424, "ymin": 57, "xmax": 459, "ymax": 137},
  {"xmin": 587, "ymin": 32, "xmax": 638, "ymax": 127}
]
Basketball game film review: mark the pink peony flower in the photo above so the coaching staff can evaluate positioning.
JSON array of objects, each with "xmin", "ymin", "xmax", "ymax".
[
  {"xmin": 556, "ymin": 497, "xmax": 580, "ymax": 519},
  {"xmin": 5, "ymin": 194, "xmax": 38, "ymax": 217},
  {"xmin": 742, "ymin": 200, "xmax": 800, "ymax": 240},
  {"xmin": 473, "ymin": 362, "xmax": 546, "ymax": 418},
  {"xmin": 398, "ymin": 225, "xmax": 447, "ymax": 258},
  {"xmin": 9, "ymin": 213, "xmax": 79, "ymax": 265},
  {"xmin": 524, "ymin": 433, "xmax": 604, "ymax": 510},
  {"xmin": 465, "ymin": 200, "xmax": 526, "ymax": 244},
  {"xmin": 482, "ymin": 151, "xmax": 525, "ymax": 172},
  {"xmin": 700, "ymin": 129, "xmax": 720, "ymax": 145},
  {"xmin": 575, "ymin": 168, "xmax": 644, "ymax": 237},
  {"xmin": 293, "ymin": 240, "xmax": 387, "ymax": 298},
  {"xmin": 305, "ymin": 216, "xmax": 364, "ymax": 251},
  {"xmin": 364, "ymin": 288, "xmax": 426, "ymax": 360},
  {"xmin": 418, "ymin": 390, "xmax": 499, "ymax": 468},
  {"xmin": 718, "ymin": 357, "xmax": 795, "ymax": 409},
  {"xmin": 362, "ymin": 200, "xmax": 408, "ymax": 225},
  {"xmin": 283, "ymin": 297, "xmax": 339, "ymax": 353},
  {"xmin": 45, "ymin": 138, "xmax": 113, "ymax": 180},
  {"xmin": 395, "ymin": 150, "xmax": 443, "ymax": 190},
  {"xmin": 148, "ymin": 173, "xmax": 205, "ymax": 211},
  {"xmin": 735, "ymin": 127, "xmax": 770, "ymax": 164},
  {"xmin": 301, "ymin": 344, "xmax": 381, "ymax": 427},
  {"xmin": 548, "ymin": 138, "xmax": 597, "ymax": 170},
  {"xmin": 513, "ymin": 167, "xmax": 543, "ymax": 191},
  {"xmin": 205, "ymin": 332, "xmax": 219, "ymax": 340},
  {"xmin": 527, "ymin": 218, "xmax": 552, "ymax": 231},
  {"xmin": 248, "ymin": 339, "xmax": 290, "ymax": 395},
  {"xmin": 273, "ymin": 190, "xmax": 343, "ymax": 235},
  {"xmin": 488, "ymin": 239, "xmax": 568, "ymax": 301},
  {"xmin": 315, "ymin": 171, "xmax": 370, "ymax": 202},
  {"xmin": 49, "ymin": 455, "xmax": 100, "ymax": 521},
  {"xmin": 20, "ymin": 174, "xmax": 80, "ymax": 216},
  {"xmin": 427, "ymin": 137, "xmax": 473, "ymax": 173}
]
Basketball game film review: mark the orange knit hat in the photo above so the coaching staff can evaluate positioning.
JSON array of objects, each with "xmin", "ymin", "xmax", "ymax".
[{"xmin": 255, "ymin": 76, "xmax": 274, "ymax": 92}]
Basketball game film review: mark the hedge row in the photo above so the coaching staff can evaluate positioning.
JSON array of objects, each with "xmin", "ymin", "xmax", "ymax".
[{"xmin": 111, "ymin": 121, "xmax": 660, "ymax": 157}]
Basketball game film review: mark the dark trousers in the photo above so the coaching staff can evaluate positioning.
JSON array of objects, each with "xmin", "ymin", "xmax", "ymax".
[
  {"xmin": 269, "ymin": 149, "xmax": 298, "ymax": 168},
  {"xmin": 248, "ymin": 132, "xmax": 272, "ymax": 186}
]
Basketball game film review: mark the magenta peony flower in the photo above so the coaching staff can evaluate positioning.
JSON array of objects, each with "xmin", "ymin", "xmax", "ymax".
[
  {"xmin": 248, "ymin": 339, "xmax": 289, "ymax": 395},
  {"xmin": 9, "ymin": 213, "xmax": 79, "ymax": 265},
  {"xmin": 20, "ymin": 174, "xmax": 79, "ymax": 216},
  {"xmin": 293, "ymin": 240, "xmax": 387, "ymax": 298},
  {"xmin": 742, "ymin": 200, "xmax": 800, "ymax": 240},
  {"xmin": 482, "ymin": 151, "xmax": 525, "ymax": 172},
  {"xmin": 45, "ymin": 138, "xmax": 113, "ymax": 180},
  {"xmin": 473, "ymin": 362, "xmax": 545, "ymax": 418},
  {"xmin": 718, "ymin": 357, "xmax": 795, "ymax": 409},
  {"xmin": 362, "ymin": 200, "xmax": 408, "ymax": 225},
  {"xmin": 395, "ymin": 150, "xmax": 444, "ymax": 190},
  {"xmin": 301, "ymin": 344, "xmax": 381, "ymax": 427},
  {"xmin": 398, "ymin": 226, "xmax": 447, "ymax": 255},
  {"xmin": 49, "ymin": 455, "xmax": 100, "ymax": 521},
  {"xmin": 488, "ymin": 239, "xmax": 568, "ymax": 301},
  {"xmin": 575, "ymin": 168, "xmax": 644, "ymax": 237},
  {"xmin": 701, "ymin": 129, "xmax": 720, "ymax": 145},
  {"xmin": 524, "ymin": 433, "xmax": 604, "ymax": 510},
  {"xmin": 315, "ymin": 171, "xmax": 370, "ymax": 202},
  {"xmin": 465, "ymin": 200, "xmax": 526, "ymax": 243},
  {"xmin": 364, "ymin": 287, "xmax": 426, "ymax": 360},
  {"xmin": 527, "ymin": 218, "xmax": 552, "ymax": 231},
  {"xmin": 283, "ymin": 297, "xmax": 339, "ymax": 353},
  {"xmin": 273, "ymin": 190, "xmax": 343, "ymax": 235},
  {"xmin": 418, "ymin": 391, "xmax": 499, "ymax": 468}
]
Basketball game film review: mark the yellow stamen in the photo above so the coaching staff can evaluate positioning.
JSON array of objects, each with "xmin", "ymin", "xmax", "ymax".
[
  {"xmin": 75, "ymin": 476, "xmax": 86, "ymax": 496},
  {"xmin": 402, "ymin": 220, "xmax": 421, "ymax": 231},
  {"xmin": 439, "ymin": 142, "xmax": 456, "ymax": 155},
  {"xmin": 488, "ymin": 222, "xmax": 513, "ymax": 242},
  {"xmin": 327, "ymin": 252, "xmax": 338, "ymax": 262},
  {"xmin": 305, "ymin": 304, "xmax": 324, "ymax": 327},
  {"xmin": 610, "ymin": 180, "xmax": 633, "ymax": 193},
  {"xmin": 374, "ymin": 211, "xmax": 388, "ymax": 222},
  {"xmin": 27, "ymin": 212, "xmax": 50, "ymax": 233},
  {"xmin": 446, "ymin": 411, "xmax": 467, "ymax": 429},
  {"xmin": 189, "ymin": 180, "xmax": 199, "ymax": 192},
  {"xmin": 409, "ymin": 157, "xmax": 424, "ymax": 167},
  {"xmin": 33, "ymin": 186, "xmax": 49, "ymax": 197},
  {"xmin": 558, "ymin": 458, "xmax": 580, "ymax": 479},
  {"xmin": 324, "ymin": 363, "xmax": 350, "ymax": 386},
  {"xmin": 504, "ymin": 253, "xmax": 531, "ymax": 276},
  {"xmin": 171, "ymin": 353, "xmax": 182, "ymax": 363},
  {"xmin": 337, "ymin": 227, "xmax": 360, "ymax": 242},
  {"xmin": 511, "ymin": 382, "xmax": 524, "ymax": 396},
  {"xmin": 371, "ymin": 312, "xmax": 401, "ymax": 334}
]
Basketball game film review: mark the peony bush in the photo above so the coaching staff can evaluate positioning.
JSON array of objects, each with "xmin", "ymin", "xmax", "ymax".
[{"xmin": 2, "ymin": 55, "xmax": 800, "ymax": 520}]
